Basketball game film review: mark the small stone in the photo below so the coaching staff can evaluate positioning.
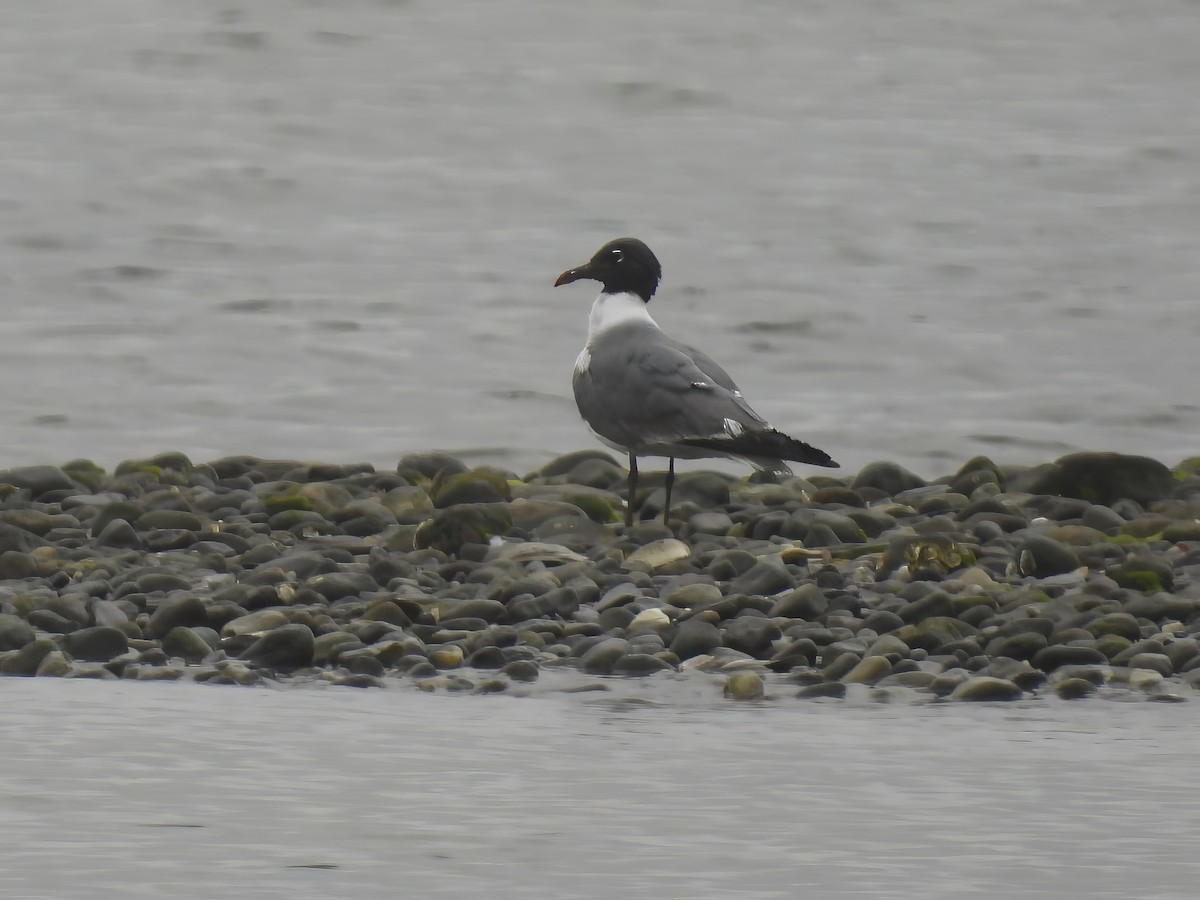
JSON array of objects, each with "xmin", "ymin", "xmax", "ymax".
[
  {"xmin": 62, "ymin": 625, "xmax": 129, "ymax": 662},
  {"xmin": 579, "ymin": 637, "xmax": 633, "ymax": 675},
  {"xmin": 1019, "ymin": 535, "xmax": 1080, "ymax": 577},
  {"xmin": 729, "ymin": 556, "xmax": 795, "ymax": 595},
  {"xmin": 721, "ymin": 616, "xmax": 781, "ymax": 658},
  {"xmin": 136, "ymin": 665, "xmax": 185, "ymax": 681},
  {"xmin": 949, "ymin": 676, "xmax": 1022, "ymax": 702},
  {"xmin": 624, "ymin": 539, "xmax": 691, "ymax": 571},
  {"xmin": 91, "ymin": 600, "xmax": 131, "ymax": 627},
  {"xmin": 221, "ymin": 609, "xmax": 289, "ymax": 637},
  {"xmin": 239, "ymin": 623, "xmax": 315, "ymax": 672},
  {"xmin": 442, "ymin": 599, "xmax": 506, "ymax": 623},
  {"xmin": 628, "ymin": 608, "xmax": 671, "ymax": 636},
  {"xmin": 1031, "ymin": 645, "xmax": 1107, "ymax": 672},
  {"xmin": 134, "ymin": 509, "xmax": 204, "ymax": 532},
  {"xmin": 664, "ymin": 582, "xmax": 723, "ymax": 609},
  {"xmin": 1128, "ymin": 667, "xmax": 1165, "ymax": 690},
  {"xmin": 0, "ymin": 551, "xmax": 36, "ymax": 579},
  {"xmin": 1085, "ymin": 612, "xmax": 1142, "ymax": 642},
  {"xmin": 1127, "ymin": 652, "xmax": 1173, "ymax": 677},
  {"xmin": 669, "ymin": 618, "xmax": 722, "ymax": 661},
  {"xmin": 986, "ymin": 632, "xmax": 1049, "ymax": 661},
  {"xmin": 162, "ymin": 626, "xmax": 216, "ymax": 663},
  {"xmin": 431, "ymin": 469, "xmax": 512, "ymax": 507},
  {"xmin": 148, "ymin": 596, "xmax": 209, "ymax": 639},
  {"xmin": 840, "ymin": 655, "xmax": 893, "ymax": 685},
  {"xmin": 397, "ymin": 452, "xmax": 468, "ymax": 481},
  {"xmin": 307, "ymin": 572, "xmax": 378, "ymax": 603},
  {"xmin": 687, "ymin": 512, "xmax": 734, "ymax": 535},
  {"xmin": 723, "ymin": 671, "xmax": 765, "ymax": 700},
  {"xmin": 765, "ymin": 584, "xmax": 825, "ymax": 619},
  {"xmin": 36, "ymin": 650, "xmax": 73, "ymax": 676},
  {"xmin": 0, "ymin": 638, "xmax": 56, "ymax": 675},
  {"xmin": 928, "ymin": 668, "xmax": 972, "ymax": 696},
  {"xmin": 0, "ymin": 613, "xmax": 36, "ymax": 651},
  {"xmin": 94, "ymin": 517, "xmax": 142, "ymax": 549},
  {"xmin": 1053, "ymin": 677, "xmax": 1098, "ymax": 700},
  {"xmin": 851, "ymin": 461, "xmax": 926, "ymax": 497},
  {"xmin": 430, "ymin": 645, "xmax": 465, "ymax": 669},
  {"xmin": 898, "ymin": 590, "xmax": 954, "ymax": 624},
  {"xmin": 955, "ymin": 566, "xmax": 998, "ymax": 590},
  {"xmin": 500, "ymin": 659, "xmax": 539, "ymax": 682},
  {"xmin": 0, "ymin": 465, "xmax": 76, "ymax": 497}
]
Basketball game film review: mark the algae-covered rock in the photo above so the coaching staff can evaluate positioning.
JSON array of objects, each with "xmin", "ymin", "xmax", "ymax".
[
  {"xmin": 430, "ymin": 469, "xmax": 512, "ymax": 508},
  {"xmin": 61, "ymin": 459, "xmax": 106, "ymax": 491},
  {"xmin": 1107, "ymin": 556, "xmax": 1174, "ymax": 593},
  {"xmin": 414, "ymin": 503, "xmax": 513, "ymax": 554}
]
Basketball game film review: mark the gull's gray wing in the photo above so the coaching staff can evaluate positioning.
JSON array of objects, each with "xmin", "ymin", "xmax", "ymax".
[{"xmin": 572, "ymin": 322, "xmax": 768, "ymax": 451}]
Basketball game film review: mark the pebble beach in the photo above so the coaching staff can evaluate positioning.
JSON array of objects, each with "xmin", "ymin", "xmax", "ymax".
[{"xmin": 3, "ymin": 447, "xmax": 1198, "ymax": 704}]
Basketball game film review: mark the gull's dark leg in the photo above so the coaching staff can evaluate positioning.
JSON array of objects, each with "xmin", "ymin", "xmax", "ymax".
[
  {"xmin": 626, "ymin": 454, "xmax": 638, "ymax": 527},
  {"xmin": 663, "ymin": 457, "xmax": 676, "ymax": 525}
]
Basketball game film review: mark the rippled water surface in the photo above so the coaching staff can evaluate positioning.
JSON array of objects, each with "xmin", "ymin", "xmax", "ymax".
[
  {"xmin": 2, "ymin": 680, "xmax": 1199, "ymax": 899},
  {"xmin": 1, "ymin": 0, "xmax": 1198, "ymax": 476}
]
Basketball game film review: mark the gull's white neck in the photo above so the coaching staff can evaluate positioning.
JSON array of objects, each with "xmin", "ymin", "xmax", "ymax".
[{"xmin": 585, "ymin": 291, "xmax": 658, "ymax": 345}]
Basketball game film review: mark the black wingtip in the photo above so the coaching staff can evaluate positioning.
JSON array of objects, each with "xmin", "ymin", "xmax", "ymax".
[{"xmin": 680, "ymin": 429, "xmax": 839, "ymax": 468}]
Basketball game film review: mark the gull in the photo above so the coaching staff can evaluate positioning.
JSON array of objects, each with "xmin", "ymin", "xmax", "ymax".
[{"xmin": 554, "ymin": 237, "xmax": 837, "ymax": 526}]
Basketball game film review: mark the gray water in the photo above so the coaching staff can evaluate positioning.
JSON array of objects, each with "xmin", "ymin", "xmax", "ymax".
[
  {"xmin": 2, "ymin": 0, "xmax": 1199, "ymax": 477},
  {"xmin": 2, "ymin": 679, "xmax": 1199, "ymax": 899}
]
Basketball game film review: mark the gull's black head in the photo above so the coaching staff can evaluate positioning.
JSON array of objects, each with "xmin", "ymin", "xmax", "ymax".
[{"xmin": 554, "ymin": 237, "xmax": 662, "ymax": 303}]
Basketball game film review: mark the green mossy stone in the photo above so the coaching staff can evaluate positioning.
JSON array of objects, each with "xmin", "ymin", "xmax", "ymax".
[
  {"xmin": 261, "ymin": 493, "xmax": 314, "ymax": 515},
  {"xmin": 414, "ymin": 503, "xmax": 514, "ymax": 554},
  {"xmin": 1107, "ymin": 556, "xmax": 1173, "ymax": 593},
  {"xmin": 1173, "ymin": 456, "xmax": 1200, "ymax": 476},
  {"xmin": 430, "ymin": 469, "xmax": 512, "ymax": 508},
  {"xmin": 562, "ymin": 493, "xmax": 621, "ymax": 524},
  {"xmin": 61, "ymin": 459, "xmax": 107, "ymax": 491}
]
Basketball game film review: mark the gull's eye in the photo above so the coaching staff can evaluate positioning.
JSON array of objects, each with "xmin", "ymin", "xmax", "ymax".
[{"xmin": 611, "ymin": 248, "xmax": 623, "ymax": 262}]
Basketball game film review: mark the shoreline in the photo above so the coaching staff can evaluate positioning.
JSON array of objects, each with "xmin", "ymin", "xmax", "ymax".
[{"xmin": 1, "ymin": 448, "xmax": 1198, "ymax": 703}]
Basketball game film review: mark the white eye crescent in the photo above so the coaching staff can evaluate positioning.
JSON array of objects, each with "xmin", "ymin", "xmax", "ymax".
[{"xmin": 611, "ymin": 249, "xmax": 623, "ymax": 261}]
